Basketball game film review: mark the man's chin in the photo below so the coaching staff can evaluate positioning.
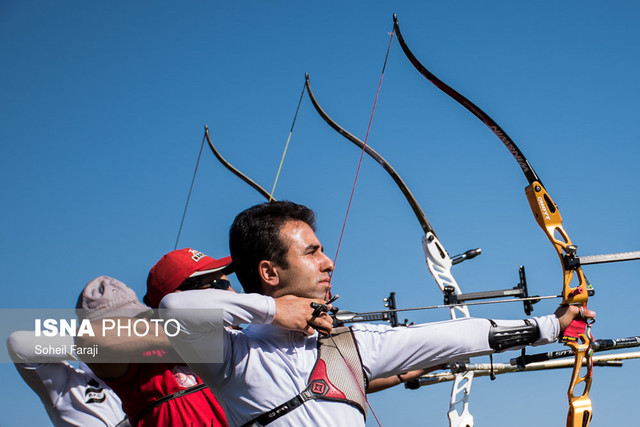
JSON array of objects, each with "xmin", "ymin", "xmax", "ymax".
[{"xmin": 308, "ymin": 290, "xmax": 331, "ymax": 301}]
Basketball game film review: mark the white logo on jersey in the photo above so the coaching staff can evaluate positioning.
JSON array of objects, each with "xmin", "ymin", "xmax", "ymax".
[{"xmin": 172, "ymin": 365, "xmax": 199, "ymax": 388}]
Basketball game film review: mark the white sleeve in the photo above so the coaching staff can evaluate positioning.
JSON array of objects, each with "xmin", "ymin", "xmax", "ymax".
[
  {"xmin": 11, "ymin": 362, "xmax": 74, "ymax": 421},
  {"xmin": 530, "ymin": 314, "xmax": 559, "ymax": 345},
  {"xmin": 159, "ymin": 289, "xmax": 277, "ymax": 385},
  {"xmin": 7, "ymin": 331, "xmax": 76, "ymax": 363},
  {"xmin": 7, "ymin": 331, "xmax": 77, "ymax": 419},
  {"xmin": 353, "ymin": 314, "xmax": 559, "ymax": 381},
  {"xmin": 160, "ymin": 289, "xmax": 276, "ymax": 326}
]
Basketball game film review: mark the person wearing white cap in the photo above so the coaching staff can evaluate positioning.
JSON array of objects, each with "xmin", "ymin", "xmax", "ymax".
[
  {"xmin": 159, "ymin": 201, "xmax": 594, "ymax": 427},
  {"xmin": 77, "ymin": 249, "xmax": 229, "ymax": 427},
  {"xmin": 6, "ymin": 275, "xmax": 148, "ymax": 426}
]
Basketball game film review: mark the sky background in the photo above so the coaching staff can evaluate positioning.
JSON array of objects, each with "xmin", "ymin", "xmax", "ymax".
[{"xmin": 2, "ymin": 1, "xmax": 639, "ymax": 426}]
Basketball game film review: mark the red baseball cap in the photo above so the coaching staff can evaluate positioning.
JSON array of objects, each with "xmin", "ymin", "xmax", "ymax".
[{"xmin": 145, "ymin": 248, "xmax": 232, "ymax": 308}]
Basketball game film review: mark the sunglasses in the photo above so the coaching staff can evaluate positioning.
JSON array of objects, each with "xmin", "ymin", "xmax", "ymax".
[{"xmin": 178, "ymin": 278, "xmax": 231, "ymax": 291}]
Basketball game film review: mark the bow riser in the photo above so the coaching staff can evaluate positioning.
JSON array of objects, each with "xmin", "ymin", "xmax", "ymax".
[
  {"xmin": 422, "ymin": 232, "xmax": 473, "ymax": 426},
  {"xmin": 524, "ymin": 182, "xmax": 590, "ymax": 306},
  {"xmin": 447, "ymin": 371, "xmax": 474, "ymax": 427},
  {"xmin": 565, "ymin": 339, "xmax": 593, "ymax": 427},
  {"xmin": 422, "ymin": 232, "xmax": 471, "ymax": 320}
]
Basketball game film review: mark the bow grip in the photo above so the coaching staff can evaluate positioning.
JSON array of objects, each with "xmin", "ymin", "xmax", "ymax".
[{"xmin": 560, "ymin": 316, "xmax": 588, "ymax": 343}]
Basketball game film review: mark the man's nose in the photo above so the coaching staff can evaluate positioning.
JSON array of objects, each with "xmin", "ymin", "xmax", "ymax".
[{"xmin": 321, "ymin": 252, "xmax": 334, "ymax": 272}]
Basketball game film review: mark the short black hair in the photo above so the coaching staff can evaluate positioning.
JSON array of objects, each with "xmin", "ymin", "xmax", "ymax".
[{"xmin": 229, "ymin": 201, "xmax": 316, "ymax": 294}]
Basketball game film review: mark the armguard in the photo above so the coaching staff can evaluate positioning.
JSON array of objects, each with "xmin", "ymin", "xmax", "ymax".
[{"xmin": 488, "ymin": 319, "xmax": 540, "ymax": 352}]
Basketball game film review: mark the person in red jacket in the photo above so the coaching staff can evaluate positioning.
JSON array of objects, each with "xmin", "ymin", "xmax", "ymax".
[{"xmin": 77, "ymin": 249, "xmax": 231, "ymax": 426}]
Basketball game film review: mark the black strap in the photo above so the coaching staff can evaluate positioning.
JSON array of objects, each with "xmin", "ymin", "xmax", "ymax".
[
  {"xmin": 241, "ymin": 389, "xmax": 315, "ymax": 427},
  {"xmin": 488, "ymin": 318, "xmax": 540, "ymax": 352},
  {"xmin": 131, "ymin": 383, "xmax": 208, "ymax": 425}
]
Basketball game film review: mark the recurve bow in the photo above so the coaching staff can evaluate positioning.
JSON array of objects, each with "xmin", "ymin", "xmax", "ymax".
[{"xmin": 392, "ymin": 14, "xmax": 594, "ymax": 427}]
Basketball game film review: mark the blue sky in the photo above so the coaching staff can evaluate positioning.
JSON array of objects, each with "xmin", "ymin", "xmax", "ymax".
[{"xmin": 1, "ymin": 2, "xmax": 639, "ymax": 426}]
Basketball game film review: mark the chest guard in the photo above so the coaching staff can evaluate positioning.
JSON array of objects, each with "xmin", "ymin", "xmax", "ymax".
[
  {"xmin": 309, "ymin": 326, "xmax": 368, "ymax": 415},
  {"xmin": 242, "ymin": 327, "xmax": 367, "ymax": 427}
]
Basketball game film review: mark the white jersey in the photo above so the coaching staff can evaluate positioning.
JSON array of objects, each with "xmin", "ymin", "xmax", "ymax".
[
  {"xmin": 160, "ymin": 290, "xmax": 559, "ymax": 427},
  {"xmin": 8, "ymin": 331, "xmax": 128, "ymax": 427}
]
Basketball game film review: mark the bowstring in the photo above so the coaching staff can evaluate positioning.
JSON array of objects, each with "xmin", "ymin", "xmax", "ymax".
[
  {"xmin": 327, "ymin": 28, "xmax": 396, "ymax": 427},
  {"xmin": 174, "ymin": 132, "xmax": 207, "ymax": 249},
  {"xmin": 331, "ymin": 30, "xmax": 395, "ymax": 276},
  {"xmin": 328, "ymin": 334, "xmax": 384, "ymax": 427},
  {"xmin": 269, "ymin": 80, "xmax": 307, "ymax": 201}
]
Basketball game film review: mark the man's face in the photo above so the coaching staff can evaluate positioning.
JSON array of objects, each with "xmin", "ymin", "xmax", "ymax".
[{"xmin": 272, "ymin": 220, "xmax": 333, "ymax": 300}]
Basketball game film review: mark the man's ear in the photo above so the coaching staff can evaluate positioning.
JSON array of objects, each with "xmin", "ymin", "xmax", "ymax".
[{"xmin": 258, "ymin": 260, "xmax": 279, "ymax": 290}]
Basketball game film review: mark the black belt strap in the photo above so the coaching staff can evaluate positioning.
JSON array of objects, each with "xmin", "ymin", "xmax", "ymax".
[
  {"xmin": 241, "ymin": 389, "xmax": 315, "ymax": 427},
  {"xmin": 131, "ymin": 383, "xmax": 208, "ymax": 425}
]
